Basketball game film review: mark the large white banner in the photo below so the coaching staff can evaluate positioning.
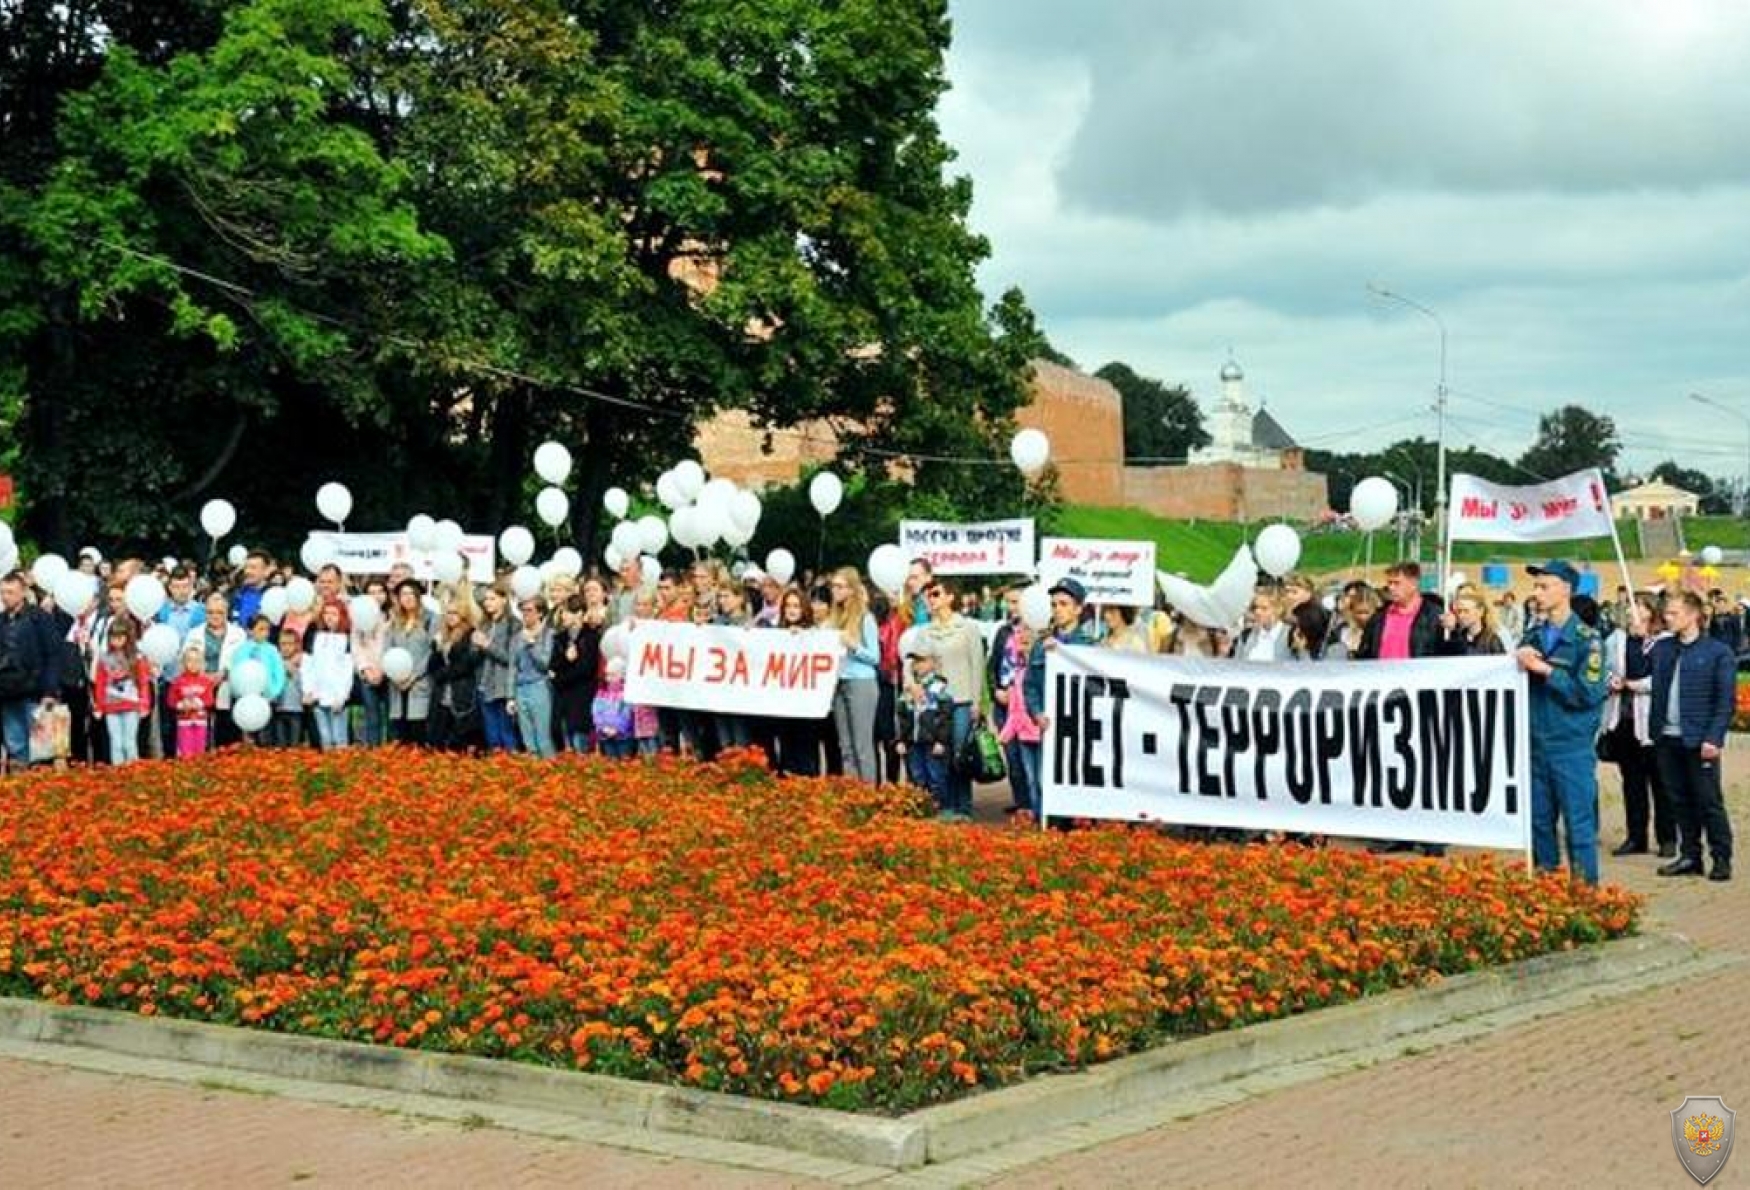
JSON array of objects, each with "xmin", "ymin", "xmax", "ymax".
[
  {"xmin": 899, "ymin": 518, "xmax": 1035, "ymax": 576},
  {"xmin": 1037, "ymin": 537, "xmax": 1158, "ymax": 607},
  {"xmin": 1042, "ymin": 648, "xmax": 1531, "ymax": 850},
  {"xmin": 306, "ymin": 531, "xmax": 496, "ymax": 583},
  {"xmin": 1448, "ymin": 468, "xmax": 1614, "ymax": 543},
  {"xmin": 624, "ymin": 621, "xmax": 842, "ymax": 718}
]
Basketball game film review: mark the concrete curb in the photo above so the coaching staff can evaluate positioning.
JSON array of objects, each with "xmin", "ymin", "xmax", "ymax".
[{"xmin": 0, "ymin": 931, "xmax": 1708, "ymax": 1171}]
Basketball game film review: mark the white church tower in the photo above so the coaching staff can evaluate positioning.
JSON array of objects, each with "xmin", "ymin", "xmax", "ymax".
[{"xmin": 1191, "ymin": 356, "xmax": 1284, "ymax": 468}]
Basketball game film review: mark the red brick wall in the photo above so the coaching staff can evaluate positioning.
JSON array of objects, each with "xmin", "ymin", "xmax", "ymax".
[{"xmin": 1122, "ymin": 464, "xmax": 1329, "ymax": 522}]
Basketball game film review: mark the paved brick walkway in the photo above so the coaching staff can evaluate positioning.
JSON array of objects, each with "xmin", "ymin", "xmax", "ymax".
[{"xmin": 0, "ymin": 759, "xmax": 1742, "ymax": 1188}]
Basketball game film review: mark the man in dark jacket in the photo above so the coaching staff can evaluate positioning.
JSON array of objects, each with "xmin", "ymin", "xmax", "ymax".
[
  {"xmin": 1357, "ymin": 561, "xmax": 1446, "ymax": 855},
  {"xmin": 1649, "ymin": 590, "xmax": 1735, "ymax": 881},
  {"xmin": 0, "ymin": 571, "xmax": 62, "ymax": 772}
]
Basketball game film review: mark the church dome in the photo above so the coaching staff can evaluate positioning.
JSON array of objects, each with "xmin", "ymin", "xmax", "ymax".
[{"xmin": 1219, "ymin": 358, "xmax": 1244, "ymax": 382}]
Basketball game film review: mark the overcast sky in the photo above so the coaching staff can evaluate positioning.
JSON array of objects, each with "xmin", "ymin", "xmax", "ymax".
[{"xmin": 939, "ymin": 0, "xmax": 1750, "ymax": 480}]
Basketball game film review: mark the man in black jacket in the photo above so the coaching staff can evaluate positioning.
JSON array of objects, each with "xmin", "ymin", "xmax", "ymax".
[{"xmin": 0, "ymin": 571, "xmax": 62, "ymax": 772}]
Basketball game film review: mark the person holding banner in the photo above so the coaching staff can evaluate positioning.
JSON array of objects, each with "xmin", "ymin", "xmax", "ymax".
[
  {"xmin": 1359, "ymin": 563, "xmax": 1449, "ymax": 857},
  {"xmin": 1648, "ymin": 591, "xmax": 1735, "ymax": 882},
  {"xmin": 1235, "ymin": 590, "xmax": 1293, "ymax": 662},
  {"xmin": 1602, "ymin": 593, "xmax": 1672, "ymax": 859},
  {"xmin": 921, "ymin": 578, "xmax": 988, "ymax": 820},
  {"xmin": 1516, "ymin": 561, "xmax": 1611, "ymax": 885},
  {"xmin": 1024, "ymin": 577, "xmax": 1095, "ymax": 819}
]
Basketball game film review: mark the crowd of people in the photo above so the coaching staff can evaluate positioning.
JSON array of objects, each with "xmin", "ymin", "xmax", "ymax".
[{"xmin": 0, "ymin": 546, "xmax": 1732, "ymax": 882}]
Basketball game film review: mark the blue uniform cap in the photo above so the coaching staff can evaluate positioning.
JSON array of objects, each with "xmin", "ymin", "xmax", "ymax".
[{"xmin": 1526, "ymin": 560, "xmax": 1581, "ymax": 588}]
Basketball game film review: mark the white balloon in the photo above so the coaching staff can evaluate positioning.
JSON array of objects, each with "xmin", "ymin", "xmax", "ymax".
[
  {"xmin": 1020, "ymin": 583, "xmax": 1052, "ymax": 631},
  {"xmin": 432, "ymin": 552, "xmax": 465, "ymax": 585},
  {"xmin": 348, "ymin": 594, "xmax": 382, "ymax": 633},
  {"xmin": 611, "ymin": 520, "xmax": 643, "ymax": 559},
  {"xmin": 1350, "ymin": 477, "xmax": 1399, "ymax": 532},
  {"xmin": 283, "ymin": 576, "xmax": 315, "ymax": 614},
  {"xmin": 1445, "ymin": 570, "xmax": 1471, "ymax": 593},
  {"xmin": 722, "ymin": 520, "xmax": 754, "ymax": 549},
  {"xmin": 603, "ymin": 487, "xmax": 631, "ymax": 520},
  {"xmin": 231, "ymin": 693, "xmax": 272, "ymax": 734},
  {"xmin": 868, "ymin": 544, "xmax": 907, "ymax": 596},
  {"xmin": 694, "ymin": 500, "xmax": 730, "ymax": 547},
  {"xmin": 0, "ymin": 520, "xmax": 11, "ymax": 548},
  {"xmin": 673, "ymin": 459, "xmax": 706, "ymax": 501},
  {"xmin": 230, "ymin": 658, "xmax": 269, "ymax": 699},
  {"xmin": 227, "ymin": 544, "xmax": 248, "ymax": 568},
  {"xmin": 510, "ymin": 565, "xmax": 543, "ymax": 602},
  {"xmin": 200, "ymin": 499, "xmax": 237, "ymax": 540},
  {"xmin": 124, "ymin": 574, "xmax": 167, "ymax": 621},
  {"xmin": 551, "ymin": 547, "xmax": 583, "ymax": 578},
  {"xmin": 1701, "ymin": 545, "xmax": 1724, "ymax": 566},
  {"xmin": 701, "ymin": 477, "xmax": 737, "ymax": 509},
  {"xmin": 1253, "ymin": 523, "xmax": 1302, "ymax": 578},
  {"xmin": 669, "ymin": 506, "xmax": 696, "ymax": 551},
  {"xmin": 381, "ymin": 647, "xmax": 414, "ymax": 684},
  {"xmin": 53, "ymin": 571, "xmax": 96, "ymax": 617},
  {"xmin": 533, "ymin": 441, "xmax": 573, "ymax": 486},
  {"xmin": 0, "ymin": 545, "xmax": 14, "ymax": 575},
  {"xmin": 601, "ymin": 623, "xmax": 629, "ymax": 660},
  {"xmin": 140, "ymin": 623, "xmax": 182, "ymax": 668},
  {"xmin": 640, "ymin": 555, "xmax": 662, "ymax": 588},
  {"xmin": 160, "ymin": 555, "xmax": 178, "ymax": 572},
  {"xmin": 315, "ymin": 482, "xmax": 353, "ymax": 526},
  {"xmin": 766, "ymin": 548, "xmax": 796, "ymax": 586},
  {"xmin": 406, "ymin": 514, "xmax": 439, "ymax": 553},
  {"xmin": 897, "ymin": 626, "xmax": 923, "ymax": 661},
  {"xmin": 808, "ymin": 471, "xmax": 844, "ymax": 517},
  {"xmin": 1010, "ymin": 428, "xmax": 1051, "ymax": 475},
  {"xmin": 30, "ymin": 553, "xmax": 69, "ymax": 594},
  {"xmin": 730, "ymin": 489, "xmax": 762, "ymax": 534},
  {"xmin": 433, "ymin": 518, "xmax": 465, "ymax": 555},
  {"xmin": 655, "ymin": 471, "xmax": 684, "ymax": 511},
  {"xmin": 538, "ymin": 559, "xmax": 562, "ymax": 584},
  {"xmin": 300, "ymin": 537, "xmax": 336, "ymax": 575},
  {"xmin": 536, "ymin": 486, "xmax": 569, "ymax": 528},
  {"xmin": 604, "ymin": 543, "xmax": 625, "ymax": 572},
  {"xmin": 498, "ymin": 525, "xmax": 536, "ymax": 568},
  {"xmin": 260, "ymin": 587, "xmax": 289, "ymax": 625},
  {"xmin": 636, "ymin": 514, "xmax": 668, "ymax": 556}
]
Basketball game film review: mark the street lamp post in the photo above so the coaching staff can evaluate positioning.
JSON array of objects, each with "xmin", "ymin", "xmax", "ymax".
[
  {"xmin": 1384, "ymin": 471, "xmax": 1419, "ymax": 563},
  {"xmin": 1369, "ymin": 284, "xmax": 1449, "ymax": 585},
  {"xmin": 1689, "ymin": 392, "xmax": 1750, "ymax": 518}
]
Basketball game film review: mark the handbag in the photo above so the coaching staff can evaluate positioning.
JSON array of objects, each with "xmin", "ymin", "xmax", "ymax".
[
  {"xmin": 29, "ymin": 703, "xmax": 71, "ymax": 763},
  {"xmin": 1594, "ymin": 729, "xmax": 1620, "ymax": 764},
  {"xmin": 955, "ymin": 722, "xmax": 1008, "ymax": 783}
]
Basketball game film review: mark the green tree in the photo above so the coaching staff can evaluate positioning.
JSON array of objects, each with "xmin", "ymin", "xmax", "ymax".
[
  {"xmin": 1648, "ymin": 460, "xmax": 1731, "ymax": 515},
  {"xmin": 1517, "ymin": 405, "xmax": 1621, "ymax": 485},
  {"xmin": 1094, "ymin": 361, "xmax": 1208, "ymax": 465},
  {"xmin": 2, "ymin": 0, "xmax": 1044, "ymax": 559}
]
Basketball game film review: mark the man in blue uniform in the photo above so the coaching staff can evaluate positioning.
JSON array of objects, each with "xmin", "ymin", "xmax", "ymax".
[{"xmin": 1515, "ymin": 560, "xmax": 1610, "ymax": 884}]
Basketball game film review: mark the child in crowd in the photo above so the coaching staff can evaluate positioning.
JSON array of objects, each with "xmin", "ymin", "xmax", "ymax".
[
  {"xmin": 592, "ymin": 657, "xmax": 635, "ymax": 759},
  {"xmin": 273, "ymin": 627, "xmax": 305, "ymax": 748},
  {"xmin": 167, "ymin": 642, "xmax": 218, "ymax": 757},
  {"xmin": 92, "ymin": 618, "xmax": 153, "ymax": 765},
  {"xmin": 996, "ymin": 624, "xmax": 1041, "ymax": 815},
  {"xmin": 896, "ymin": 636, "xmax": 954, "ymax": 814}
]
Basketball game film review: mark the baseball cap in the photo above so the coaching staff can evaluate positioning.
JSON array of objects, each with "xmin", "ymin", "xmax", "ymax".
[
  {"xmin": 1048, "ymin": 577, "xmax": 1088, "ymax": 604},
  {"xmin": 1526, "ymin": 560, "xmax": 1581, "ymax": 588},
  {"xmin": 905, "ymin": 635, "xmax": 937, "ymax": 659}
]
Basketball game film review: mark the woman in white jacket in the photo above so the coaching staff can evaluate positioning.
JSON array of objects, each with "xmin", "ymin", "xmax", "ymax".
[{"xmin": 184, "ymin": 593, "xmax": 245, "ymax": 746}]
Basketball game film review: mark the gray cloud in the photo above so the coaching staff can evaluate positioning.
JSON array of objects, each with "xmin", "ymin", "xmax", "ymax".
[{"xmin": 939, "ymin": 0, "xmax": 1750, "ymax": 476}]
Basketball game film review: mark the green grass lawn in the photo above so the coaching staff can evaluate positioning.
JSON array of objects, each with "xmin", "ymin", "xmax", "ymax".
[{"xmin": 1052, "ymin": 505, "xmax": 1658, "ymax": 582}]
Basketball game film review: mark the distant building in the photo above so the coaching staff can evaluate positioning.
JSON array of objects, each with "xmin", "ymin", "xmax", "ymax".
[
  {"xmin": 698, "ymin": 354, "xmax": 1327, "ymax": 524},
  {"xmin": 1611, "ymin": 478, "xmax": 1700, "ymax": 521}
]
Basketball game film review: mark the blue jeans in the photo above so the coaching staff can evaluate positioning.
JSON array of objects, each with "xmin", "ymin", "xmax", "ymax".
[
  {"xmin": 514, "ymin": 683, "xmax": 556, "ymax": 758},
  {"xmin": 566, "ymin": 730, "xmax": 592, "ymax": 755},
  {"xmin": 481, "ymin": 697, "xmax": 516, "ymax": 752},
  {"xmin": 1531, "ymin": 745, "xmax": 1599, "ymax": 884},
  {"xmin": 313, "ymin": 707, "xmax": 349, "ymax": 749},
  {"xmin": 1014, "ymin": 741, "xmax": 1042, "ymax": 817},
  {"xmin": 905, "ymin": 744, "xmax": 951, "ymax": 811},
  {"xmin": 106, "ymin": 710, "xmax": 141, "ymax": 765},
  {"xmin": 359, "ymin": 681, "xmax": 388, "ymax": 747},
  {"xmin": 945, "ymin": 703, "xmax": 974, "ymax": 816},
  {"xmin": 601, "ymin": 736, "xmax": 636, "ymax": 759},
  {"xmin": 1, "ymin": 699, "xmax": 32, "ymax": 766}
]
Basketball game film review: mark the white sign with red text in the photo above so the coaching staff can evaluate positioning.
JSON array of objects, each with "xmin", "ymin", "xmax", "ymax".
[
  {"xmin": 1036, "ymin": 537, "xmax": 1158, "ymax": 607},
  {"xmin": 898, "ymin": 518, "xmax": 1035, "ymax": 576},
  {"xmin": 624, "ymin": 621, "xmax": 842, "ymax": 718},
  {"xmin": 1447, "ymin": 469, "xmax": 1615, "ymax": 544}
]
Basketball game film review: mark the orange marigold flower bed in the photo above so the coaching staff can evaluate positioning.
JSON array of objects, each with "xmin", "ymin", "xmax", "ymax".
[{"xmin": 0, "ymin": 748, "xmax": 1640, "ymax": 1112}]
